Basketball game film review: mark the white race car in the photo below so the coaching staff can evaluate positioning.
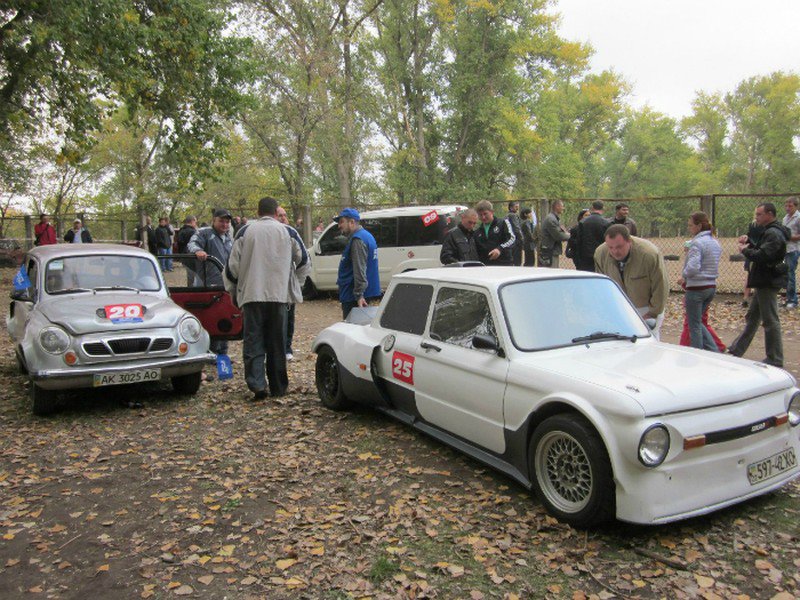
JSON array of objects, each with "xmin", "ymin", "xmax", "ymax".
[{"xmin": 313, "ymin": 266, "xmax": 800, "ymax": 526}]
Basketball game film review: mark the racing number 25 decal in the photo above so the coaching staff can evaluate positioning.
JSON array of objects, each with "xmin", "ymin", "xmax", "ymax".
[{"xmin": 391, "ymin": 351, "xmax": 415, "ymax": 385}]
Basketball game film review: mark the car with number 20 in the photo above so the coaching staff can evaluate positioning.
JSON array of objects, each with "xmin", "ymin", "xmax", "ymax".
[
  {"xmin": 313, "ymin": 266, "xmax": 800, "ymax": 526},
  {"xmin": 7, "ymin": 244, "xmax": 216, "ymax": 414}
]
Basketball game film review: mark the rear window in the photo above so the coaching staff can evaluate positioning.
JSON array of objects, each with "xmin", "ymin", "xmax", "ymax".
[
  {"xmin": 397, "ymin": 214, "xmax": 454, "ymax": 246},
  {"xmin": 380, "ymin": 283, "xmax": 433, "ymax": 335}
]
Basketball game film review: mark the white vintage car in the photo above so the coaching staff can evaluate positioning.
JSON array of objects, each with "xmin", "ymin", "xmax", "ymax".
[
  {"xmin": 8, "ymin": 244, "xmax": 217, "ymax": 414},
  {"xmin": 312, "ymin": 266, "xmax": 800, "ymax": 526}
]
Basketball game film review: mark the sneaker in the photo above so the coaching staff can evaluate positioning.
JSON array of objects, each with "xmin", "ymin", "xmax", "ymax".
[
  {"xmin": 286, "ymin": 352, "xmax": 294, "ymax": 361},
  {"xmin": 786, "ymin": 303, "xmax": 798, "ymax": 309}
]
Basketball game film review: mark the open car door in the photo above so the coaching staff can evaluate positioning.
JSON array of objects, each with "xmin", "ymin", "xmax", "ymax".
[{"xmin": 168, "ymin": 254, "xmax": 243, "ymax": 341}]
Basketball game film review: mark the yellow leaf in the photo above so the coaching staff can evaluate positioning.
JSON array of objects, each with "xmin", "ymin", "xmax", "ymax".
[
  {"xmin": 276, "ymin": 558, "xmax": 297, "ymax": 570},
  {"xmin": 2, "ymin": 533, "xmax": 13, "ymax": 540},
  {"xmin": 198, "ymin": 556, "xmax": 211, "ymax": 565},
  {"xmin": 695, "ymin": 574, "xmax": 715, "ymax": 589},
  {"xmin": 167, "ymin": 581, "xmax": 181, "ymax": 589},
  {"xmin": 96, "ymin": 564, "xmax": 110, "ymax": 573},
  {"xmin": 755, "ymin": 559, "xmax": 773, "ymax": 571},
  {"xmin": 197, "ymin": 575, "xmax": 214, "ymax": 585},
  {"xmin": 310, "ymin": 546, "xmax": 325, "ymax": 556},
  {"xmin": 218, "ymin": 545, "xmax": 235, "ymax": 557},
  {"xmin": 385, "ymin": 546, "xmax": 407, "ymax": 555},
  {"xmin": 174, "ymin": 585, "xmax": 194, "ymax": 595},
  {"xmin": 284, "ymin": 577, "xmax": 305, "ymax": 587},
  {"xmin": 241, "ymin": 576, "xmax": 257, "ymax": 585}
]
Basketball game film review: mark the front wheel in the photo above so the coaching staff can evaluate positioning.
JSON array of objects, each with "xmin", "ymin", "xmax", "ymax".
[
  {"xmin": 172, "ymin": 371, "xmax": 202, "ymax": 395},
  {"xmin": 315, "ymin": 346, "xmax": 351, "ymax": 410},
  {"xmin": 529, "ymin": 414, "xmax": 615, "ymax": 527},
  {"xmin": 31, "ymin": 383, "xmax": 59, "ymax": 416}
]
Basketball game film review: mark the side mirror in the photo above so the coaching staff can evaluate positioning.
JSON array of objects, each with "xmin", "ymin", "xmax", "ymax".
[
  {"xmin": 473, "ymin": 333, "xmax": 504, "ymax": 357},
  {"xmin": 644, "ymin": 317, "xmax": 657, "ymax": 330},
  {"xmin": 11, "ymin": 288, "xmax": 33, "ymax": 302}
]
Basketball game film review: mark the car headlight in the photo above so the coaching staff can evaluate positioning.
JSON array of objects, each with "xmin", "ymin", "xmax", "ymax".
[
  {"xmin": 638, "ymin": 424, "xmax": 670, "ymax": 467},
  {"xmin": 789, "ymin": 392, "xmax": 800, "ymax": 427},
  {"xmin": 39, "ymin": 326, "xmax": 71, "ymax": 354},
  {"xmin": 179, "ymin": 317, "xmax": 202, "ymax": 343}
]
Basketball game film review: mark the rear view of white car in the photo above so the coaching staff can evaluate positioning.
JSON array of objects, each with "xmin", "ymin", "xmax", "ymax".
[{"xmin": 312, "ymin": 266, "xmax": 800, "ymax": 526}]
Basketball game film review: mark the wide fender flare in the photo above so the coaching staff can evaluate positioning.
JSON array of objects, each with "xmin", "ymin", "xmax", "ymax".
[{"xmin": 312, "ymin": 326, "xmax": 381, "ymax": 384}]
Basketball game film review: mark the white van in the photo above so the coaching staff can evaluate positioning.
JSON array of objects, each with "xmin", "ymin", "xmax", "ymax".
[{"xmin": 305, "ymin": 205, "xmax": 467, "ymax": 296}]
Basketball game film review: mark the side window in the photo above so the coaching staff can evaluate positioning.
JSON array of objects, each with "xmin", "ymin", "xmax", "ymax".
[
  {"xmin": 397, "ymin": 215, "xmax": 445, "ymax": 246},
  {"xmin": 379, "ymin": 283, "xmax": 433, "ymax": 335},
  {"xmin": 318, "ymin": 225, "xmax": 348, "ymax": 255},
  {"xmin": 362, "ymin": 218, "xmax": 398, "ymax": 248},
  {"xmin": 430, "ymin": 287, "xmax": 496, "ymax": 349},
  {"xmin": 26, "ymin": 259, "xmax": 38, "ymax": 299}
]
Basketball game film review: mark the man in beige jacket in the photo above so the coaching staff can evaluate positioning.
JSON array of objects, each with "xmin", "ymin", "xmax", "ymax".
[{"xmin": 594, "ymin": 224, "xmax": 669, "ymax": 340}]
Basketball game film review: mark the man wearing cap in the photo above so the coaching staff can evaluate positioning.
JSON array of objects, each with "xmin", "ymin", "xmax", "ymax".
[
  {"xmin": 335, "ymin": 208, "xmax": 380, "ymax": 319},
  {"xmin": 188, "ymin": 208, "xmax": 234, "ymax": 360},
  {"xmin": 64, "ymin": 219, "xmax": 93, "ymax": 243}
]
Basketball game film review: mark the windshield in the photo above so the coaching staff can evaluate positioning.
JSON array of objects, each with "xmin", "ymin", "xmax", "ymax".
[
  {"xmin": 500, "ymin": 277, "xmax": 650, "ymax": 350},
  {"xmin": 45, "ymin": 255, "xmax": 161, "ymax": 294}
]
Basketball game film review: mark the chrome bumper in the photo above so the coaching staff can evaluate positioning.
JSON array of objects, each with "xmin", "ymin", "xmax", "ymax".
[{"xmin": 30, "ymin": 353, "xmax": 217, "ymax": 390}]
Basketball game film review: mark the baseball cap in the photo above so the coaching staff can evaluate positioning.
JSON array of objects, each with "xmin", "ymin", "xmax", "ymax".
[
  {"xmin": 73, "ymin": 218, "xmax": 82, "ymax": 224},
  {"xmin": 334, "ymin": 207, "xmax": 360, "ymax": 222},
  {"xmin": 213, "ymin": 208, "xmax": 232, "ymax": 220}
]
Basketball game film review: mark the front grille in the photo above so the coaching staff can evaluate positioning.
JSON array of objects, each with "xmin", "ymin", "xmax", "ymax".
[
  {"xmin": 108, "ymin": 338, "xmax": 150, "ymax": 354},
  {"xmin": 150, "ymin": 338, "xmax": 173, "ymax": 352},
  {"xmin": 83, "ymin": 342, "xmax": 111, "ymax": 356}
]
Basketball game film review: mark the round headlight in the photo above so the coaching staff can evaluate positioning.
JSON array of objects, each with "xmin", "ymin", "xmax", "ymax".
[
  {"xmin": 179, "ymin": 317, "xmax": 202, "ymax": 343},
  {"xmin": 788, "ymin": 392, "xmax": 800, "ymax": 427},
  {"xmin": 638, "ymin": 424, "xmax": 670, "ymax": 467},
  {"xmin": 39, "ymin": 326, "xmax": 71, "ymax": 354}
]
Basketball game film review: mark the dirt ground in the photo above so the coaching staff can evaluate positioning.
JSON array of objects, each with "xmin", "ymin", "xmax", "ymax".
[{"xmin": 1, "ymin": 269, "xmax": 799, "ymax": 599}]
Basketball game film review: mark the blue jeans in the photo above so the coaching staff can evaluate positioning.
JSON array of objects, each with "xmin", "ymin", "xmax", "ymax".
[
  {"xmin": 158, "ymin": 247, "xmax": 173, "ymax": 271},
  {"xmin": 685, "ymin": 287, "xmax": 719, "ymax": 351},
  {"xmin": 785, "ymin": 251, "xmax": 798, "ymax": 305}
]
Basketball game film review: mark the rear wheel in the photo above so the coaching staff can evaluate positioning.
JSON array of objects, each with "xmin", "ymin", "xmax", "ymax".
[
  {"xmin": 172, "ymin": 371, "xmax": 202, "ymax": 395},
  {"xmin": 30, "ymin": 383, "xmax": 59, "ymax": 416},
  {"xmin": 315, "ymin": 346, "xmax": 350, "ymax": 410},
  {"xmin": 529, "ymin": 414, "xmax": 615, "ymax": 527}
]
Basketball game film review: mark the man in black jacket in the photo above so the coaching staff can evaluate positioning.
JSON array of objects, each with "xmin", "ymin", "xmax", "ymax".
[
  {"xmin": 506, "ymin": 201, "xmax": 524, "ymax": 266},
  {"xmin": 728, "ymin": 203, "xmax": 790, "ymax": 367},
  {"xmin": 574, "ymin": 200, "xmax": 609, "ymax": 272},
  {"xmin": 440, "ymin": 209, "xmax": 480, "ymax": 264},
  {"xmin": 155, "ymin": 217, "xmax": 174, "ymax": 271},
  {"xmin": 474, "ymin": 200, "xmax": 515, "ymax": 266},
  {"xmin": 176, "ymin": 216, "xmax": 198, "ymax": 285}
]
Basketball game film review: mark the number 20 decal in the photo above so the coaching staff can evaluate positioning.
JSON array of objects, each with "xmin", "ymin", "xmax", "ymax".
[
  {"xmin": 105, "ymin": 303, "xmax": 143, "ymax": 320},
  {"xmin": 391, "ymin": 351, "xmax": 415, "ymax": 384}
]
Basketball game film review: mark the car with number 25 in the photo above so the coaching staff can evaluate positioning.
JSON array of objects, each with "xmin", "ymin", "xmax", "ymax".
[
  {"xmin": 7, "ymin": 244, "xmax": 216, "ymax": 415},
  {"xmin": 313, "ymin": 266, "xmax": 800, "ymax": 526}
]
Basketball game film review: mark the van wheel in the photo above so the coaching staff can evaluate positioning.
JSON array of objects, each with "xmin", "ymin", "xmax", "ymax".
[
  {"xmin": 31, "ymin": 383, "xmax": 59, "ymax": 416},
  {"xmin": 302, "ymin": 277, "xmax": 318, "ymax": 300}
]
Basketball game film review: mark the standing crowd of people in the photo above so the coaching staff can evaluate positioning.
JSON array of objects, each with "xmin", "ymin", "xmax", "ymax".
[{"xmin": 439, "ymin": 198, "xmax": 797, "ymax": 365}]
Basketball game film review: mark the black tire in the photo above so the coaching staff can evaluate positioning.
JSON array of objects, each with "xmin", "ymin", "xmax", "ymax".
[
  {"xmin": 529, "ymin": 414, "xmax": 615, "ymax": 527},
  {"xmin": 31, "ymin": 383, "xmax": 59, "ymax": 416},
  {"xmin": 172, "ymin": 371, "xmax": 202, "ymax": 395},
  {"xmin": 16, "ymin": 350, "xmax": 27, "ymax": 375},
  {"xmin": 302, "ymin": 277, "xmax": 318, "ymax": 300},
  {"xmin": 315, "ymin": 345, "xmax": 351, "ymax": 410}
]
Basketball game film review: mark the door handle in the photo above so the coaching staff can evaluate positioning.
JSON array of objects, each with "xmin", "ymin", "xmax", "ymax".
[{"xmin": 420, "ymin": 341, "xmax": 441, "ymax": 352}]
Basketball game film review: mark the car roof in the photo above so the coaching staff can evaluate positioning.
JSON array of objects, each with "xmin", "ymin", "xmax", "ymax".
[
  {"xmin": 352, "ymin": 205, "xmax": 468, "ymax": 219},
  {"xmin": 26, "ymin": 243, "xmax": 155, "ymax": 260},
  {"xmin": 394, "ymin": 266, "xmax": 604, "ymax": 291}
]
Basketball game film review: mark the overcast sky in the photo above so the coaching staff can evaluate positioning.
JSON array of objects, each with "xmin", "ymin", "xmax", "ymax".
[{"xmin": 554, "ymin": 0, "xmax": 800, "ymax": 120}]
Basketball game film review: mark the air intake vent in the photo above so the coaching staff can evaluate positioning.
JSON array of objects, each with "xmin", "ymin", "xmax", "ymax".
[
  {"xmin": 108, "ymin": 338, "xmax": 150, "ymax": 354},
  {"xmin": 150, "ymin": 338, "xmax": 173, "ymax": 351},
  {"xmin": 83, "ymin": 342, "xmax": 111, "ymax": 356}
]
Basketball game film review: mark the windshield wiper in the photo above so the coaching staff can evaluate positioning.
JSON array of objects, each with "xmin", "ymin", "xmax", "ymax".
[
  {"xmin": 49, "ymin": 287, "xmax": 92, "ymax": 295},
  {"xmin": 93, "ymin": 286, "xmax": 140, "ymax": 293},
  {"xmin": 572, "ymin": 331, "xmax": 638, "ymax": 344}
]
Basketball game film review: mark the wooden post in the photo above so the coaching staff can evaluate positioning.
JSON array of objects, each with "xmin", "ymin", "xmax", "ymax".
[
  {"xmin": 301, "ymin": 205, "xmax": 312, "ymax": 246},
  {"xmin": 24, "ymin": 215, "xmax": 33, "ymax": 250},
  {"xmin": 121, "ymin": 220, "xmax": 127, "ymax": 242},
  {"xmin": 701, "ymin": 195, "xmax": 713, "ymax": 219}
]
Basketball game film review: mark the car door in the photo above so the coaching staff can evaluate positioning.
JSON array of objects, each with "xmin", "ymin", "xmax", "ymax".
[
  {"xmin": 412, "ymin": 286, "xmax": 508, "ymax": 454},
  {"xmin": 8, "ymin": 256, "xmax": 38, "ymax": 342},
  {"xmin": 168, "ymin": 254, "xmax": 243, "ymax": 341}
]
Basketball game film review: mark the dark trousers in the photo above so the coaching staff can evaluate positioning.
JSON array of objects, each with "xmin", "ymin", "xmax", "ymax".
[
  {"xmin": 523, "ymin": 248, "xmax": 535, "ymax": 267},
  {"xmin": 512, "ymin": 244, "xmax": 523, "ymax": 266},
  {"xmin": 285, "ymin": 304, "xmax": 295, "ymax": 354},
  {"xmin": 729, "ymin": 287, "xmax": 783, "ymax": 367},
  {"xmin": 242, "ymin": 302, "xmax": 288, "ymax": 395},
  {"xmin": 341, "ymin": 300, "xmax": 358, "ymax": 320},
  {"xmin": 575, "ymin": 256, "xmax": 596, "ymax": 272}
]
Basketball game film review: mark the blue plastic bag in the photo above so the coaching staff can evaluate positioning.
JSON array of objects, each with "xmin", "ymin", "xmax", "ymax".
[{"xmin": 216, "ymin": 354, "xmax": 233, "ymax": 380}]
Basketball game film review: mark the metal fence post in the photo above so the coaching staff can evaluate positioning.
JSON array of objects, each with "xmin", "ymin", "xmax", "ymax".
[
  {"xmin": 301, "ymin": 205, "xmax": 312, "ymax": 246},
  {"xmin": 23, "ymin": 215, "xmax": 33, "ymax": 250},
  {"xmin": 701, "ymin": 195, "xmax": 713, "ymax": 219}
]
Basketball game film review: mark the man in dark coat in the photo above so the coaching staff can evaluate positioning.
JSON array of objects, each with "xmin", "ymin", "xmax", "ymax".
[
  {"xmin": 506, "ymin": 201, "xmax": 524, "ymax": 266},
  {"xmin": 440, "ymin": 209, "xmax": 480, "ymax": 264},
  {"xmin": 728, "ymin": 202, "xmax": 790, "ymax": 367},
  {"xmin": 474, "ymin": 200, "xmax": 515, "ymax": 266},
  {"xmin": 574, "ymin": 200, "xmax": 609, "ymax": 272}
]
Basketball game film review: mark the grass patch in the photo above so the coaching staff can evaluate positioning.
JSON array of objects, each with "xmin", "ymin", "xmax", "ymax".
[{"xmin": 369, "ymin": 555, "xmax": 400, "ymax": 584}]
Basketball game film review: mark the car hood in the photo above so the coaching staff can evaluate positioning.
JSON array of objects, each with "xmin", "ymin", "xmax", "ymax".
[
  {"xmin": 38, "ymin": 293, "xmax": 187, "ymax": 335},
  {"xmin": 522, "ymin": 341, "xmax": 794, "ymax": 416}
]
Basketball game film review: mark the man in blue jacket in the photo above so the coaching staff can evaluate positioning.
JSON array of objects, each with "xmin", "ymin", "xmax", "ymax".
[{"xmin": 336, "ymin": 208, "xmax": 380, "ymax": 319}]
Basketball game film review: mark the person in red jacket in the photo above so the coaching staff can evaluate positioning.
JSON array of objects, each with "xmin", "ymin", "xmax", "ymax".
[{"xmin": 34, "ymin": 214, "xmax": 57, "ymax": 246}]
